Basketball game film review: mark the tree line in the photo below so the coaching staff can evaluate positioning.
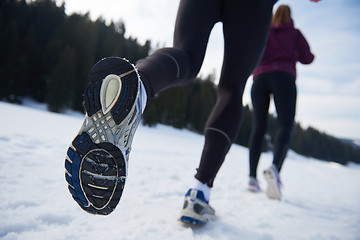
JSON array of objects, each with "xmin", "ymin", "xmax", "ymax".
[
  {"xmin": 142, "ymin": 77, "xmax": 360, "ymax": 165},
  {"xmin": 1, "ymin": 0, "xmax": 359, "ymax": 165},
  {"xmin": 0, "ymin": 0, "xmax": 150, "ymax": 112}
]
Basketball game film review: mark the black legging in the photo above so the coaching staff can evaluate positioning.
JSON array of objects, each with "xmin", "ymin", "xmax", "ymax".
[
  {"xmin": 249, "ymin": 71, "xmax": 297, "ymax": 178},
  {"xmin": 137, "ymin": 0, "xmax": 274, "ymax": 187}
]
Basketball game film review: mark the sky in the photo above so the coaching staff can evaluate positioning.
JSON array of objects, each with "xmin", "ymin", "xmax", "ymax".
[{"xmin": 60, "ymin": 0, "xmax": 360, "ymax": 140}]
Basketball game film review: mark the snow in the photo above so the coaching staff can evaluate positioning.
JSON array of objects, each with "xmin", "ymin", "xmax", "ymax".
[{"xmin": 0, "ymin": 101, "xmax": 359, "ymax": 240}]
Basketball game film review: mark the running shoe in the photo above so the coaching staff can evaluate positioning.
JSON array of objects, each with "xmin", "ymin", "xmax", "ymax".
[
  {"xmin": 263, "ymin": 164, "xmax": 282, "ymax": 200},
  {"xmin": 64, "ymin": 57, "xmax": 143, "ymax": 215},
  {"xmin": 179, "ymin": 189, "xmax": 215, "ymax": 225},
  {"xmin": 248, "ymin": 177, "xmax": 261, "ymax": 192}
]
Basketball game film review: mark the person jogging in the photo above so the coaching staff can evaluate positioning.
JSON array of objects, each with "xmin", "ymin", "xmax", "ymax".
[
  {"xmin": 64, "ymin": 0, "xmax": 319, "ymax": 225},
  {"xmin": 247, "ymin": 5, "xmax": 315, "ymax": 200}
]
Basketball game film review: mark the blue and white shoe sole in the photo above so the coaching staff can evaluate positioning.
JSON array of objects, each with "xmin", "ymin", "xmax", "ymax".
[{"xmin": 65, "ymin": 57, "xmax": 142, "ymax": 215}]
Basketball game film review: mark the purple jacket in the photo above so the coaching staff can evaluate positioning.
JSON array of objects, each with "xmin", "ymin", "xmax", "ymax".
[{"xmin": 253, "ymin": 19, "xmax": 314, "ymax": 78}]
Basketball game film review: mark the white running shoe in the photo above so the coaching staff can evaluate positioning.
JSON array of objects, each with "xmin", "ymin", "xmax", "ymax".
[
  {"xmin": 65, "ymin": 57, "xmax": 143, "ymax": 215},
  {"xmin": 248, "ymin": 177, "xmax": 261, "ymax": 192},
  {"xmin": 179, "ymin": 189, "xmax": 215, "ymax": 225},
  {"xmin": 263, "ymin": 164, "xmax": 282, "ymax": 200}
]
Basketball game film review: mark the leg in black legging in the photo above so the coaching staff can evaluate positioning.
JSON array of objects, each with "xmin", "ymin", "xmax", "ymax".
[
  {"xmin": 249, "ymin": 75, "xmax": 271, "ymax": 179},
  {"xmin": 272, "ymin": 72, "xmax": 296, "ymax": 172},
  {"xmin": 136, "ymin": 0, "xmax": 274, "ymax": 187},
  {"xmin": 136, "ymin": 0, "xmax": 221, "ymax": 100},
  {"xmin": 195, "ymin": 0, "xmax": 274, "ymax": 187}
]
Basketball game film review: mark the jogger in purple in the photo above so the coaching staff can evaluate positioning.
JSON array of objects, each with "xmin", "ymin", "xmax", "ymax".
[{"xmin": 247, "ymin": 5, "xmax": 315, "ymax": 200}]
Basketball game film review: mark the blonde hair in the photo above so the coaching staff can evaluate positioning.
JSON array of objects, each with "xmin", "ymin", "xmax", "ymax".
[{"xmin": 273, "ymin": 5, "xmax": 291, "ymax": 28}]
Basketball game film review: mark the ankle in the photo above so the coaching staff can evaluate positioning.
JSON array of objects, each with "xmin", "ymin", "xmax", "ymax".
[{"xmin": 191, "ymin": 178, "xmax": 211, "ymax": 202}]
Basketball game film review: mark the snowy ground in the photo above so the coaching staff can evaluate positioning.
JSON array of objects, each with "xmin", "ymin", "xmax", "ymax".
[{"xmin": 0, "ymin": 101, "xmax": 359, "ymax": 240}]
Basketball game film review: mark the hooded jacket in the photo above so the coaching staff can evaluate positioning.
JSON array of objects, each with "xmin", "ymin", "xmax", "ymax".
[{"xmin": 253, "ymin": 19, "xmax": 314, "ymax": 78}]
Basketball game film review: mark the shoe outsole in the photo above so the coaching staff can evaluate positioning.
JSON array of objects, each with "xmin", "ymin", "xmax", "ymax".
[
  {"xmin": 180, "ymin": 216, "xmax": 204, "ymax": 225},
  {"xmin": 65, "ymin": 57, "xmax": 140, "ymax": 215},
  {"xmin": 179, "ymin": 209, "xmax": 215, "ymax": 226},
  {"xmin": 85, "ymin": 57, "xmax": 139, "ymax": 124},
  {"xmin": 264, "ymin": 169, "xmax": 281, "ymax": 200}
]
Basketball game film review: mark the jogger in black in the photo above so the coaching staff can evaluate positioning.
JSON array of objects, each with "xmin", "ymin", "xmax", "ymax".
[{"xmin": 137, "ymin": 0, "xmax": 274, "ymax": 188}]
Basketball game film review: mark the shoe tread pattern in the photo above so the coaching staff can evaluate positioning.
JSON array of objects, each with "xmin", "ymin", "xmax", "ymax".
[
  {"xmin": 65, "ymin": 57, "xmax": 139, "ymax": 215},
  {"xmin": 84, "ymin": 57, "xmax": 139, "ymax": 125},
  {"xmin": 65, "ymin": 132, "xmax": 126, "ymax": 215}
]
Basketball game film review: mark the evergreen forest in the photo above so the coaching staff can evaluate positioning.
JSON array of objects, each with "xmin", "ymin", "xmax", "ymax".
[{"xmin": 1, "ymin": 0, "xmax": 359, "ymax": 165}]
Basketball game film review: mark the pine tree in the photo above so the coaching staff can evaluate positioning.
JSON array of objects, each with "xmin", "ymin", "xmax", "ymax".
[{"xmin": 47, "ymin": 46, "xmax": 76, "ymax": 112}]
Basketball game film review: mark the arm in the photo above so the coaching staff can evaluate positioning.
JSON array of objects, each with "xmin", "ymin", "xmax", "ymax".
[{"xmin": 295, "ymin": 30, "xmax": 314, "ymax": 64}]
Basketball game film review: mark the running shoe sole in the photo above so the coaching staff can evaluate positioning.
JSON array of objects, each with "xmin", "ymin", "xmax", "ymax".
[
  {"xmin": 264, "ymin": 168, "xmax": 281, "ymax": 200},
  {"xmin": 65, "ymin": 57, "xmax": 142, "ymax": 215}
]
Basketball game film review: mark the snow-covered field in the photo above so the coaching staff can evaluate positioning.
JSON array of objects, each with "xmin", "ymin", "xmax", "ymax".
[{"xmin": 1, "ymin": 101, "xmax": 359, "ymax": 240}]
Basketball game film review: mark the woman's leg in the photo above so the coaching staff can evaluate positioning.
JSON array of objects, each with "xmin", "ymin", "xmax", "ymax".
[
  {"xmin": 249, "ymin": 75, "xmax": 271, "ymax": 179},
  {"xmin": 195, "ymin": 0, "xmax": 274, "ymax": 187},
  {"xmin": 271, "ymin": 72, "xmax": 297, "ymax": 172},
  {"xmin": 136, "ymin": 0, "xmax": 221, "ymax": 100}
]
